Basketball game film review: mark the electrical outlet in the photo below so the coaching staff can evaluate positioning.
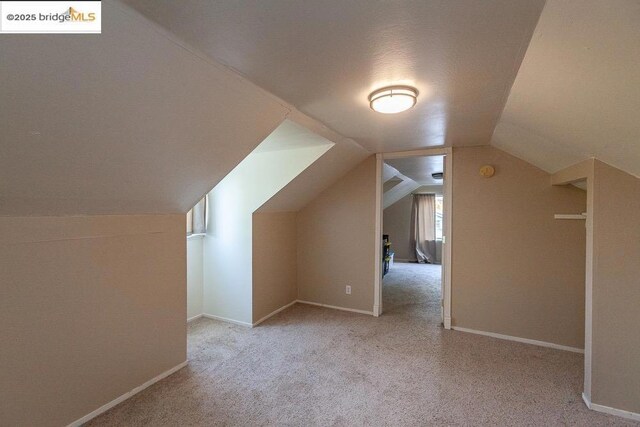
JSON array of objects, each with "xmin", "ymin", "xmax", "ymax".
[{"xmin": 346, "ymin": 285, "xmax": 351, "ymax": 295}]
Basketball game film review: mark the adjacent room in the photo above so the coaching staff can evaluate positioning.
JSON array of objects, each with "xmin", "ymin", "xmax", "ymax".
[
  {"xmin": 382, "ymin": 155, "xmax": 445, "ymax": 324},
  {"xmin": 2, "ymin": 0, "xmax": 639, "ymax": 425}
]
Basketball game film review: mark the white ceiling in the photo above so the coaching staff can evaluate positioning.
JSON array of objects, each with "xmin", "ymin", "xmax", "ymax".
[
  {"xmin": 492, "ymin": 0, "xmax": 640, "ymax": 178},
  {"xmin": 258, "ymin": 111, "xmax": 370, "ymax": 213},
  {"xmin": 5, "ymin": 0, "xmax": 637, "ymax": 217},
  {"xmin": 385, "ymin": 156, "xmax": 444, "ymax": 186},
  {"xmin": 0, "ymin": 1, "xmax": 289, "ymax": 215},
  {"xmin": 253, "ymin": 120, "xmax": 334, "ymax": 154},
  {"xmin": 121, "ymin": 0, "xmax": 545, "ymax": 152}
]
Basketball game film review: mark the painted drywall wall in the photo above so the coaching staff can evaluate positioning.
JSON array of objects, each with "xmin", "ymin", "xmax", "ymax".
[
  {"xmin": 252, "ymin": 212, "xmax": 298, "ymax": 322},
  {"xmin": 204, "ymin": 134, "xmax": 332, "ymax": 324},
  {"xmin": 0, "ymin": 215, "xmax": 186, "ymax": 426},
  {"xmin": 187, "ymin": 237, "xmax": 204, "ymax": 320},
  {"xmin": 451, "ymin": 146, "xmax": 587, "ymax": 349},
  {"xmin": 297, "ymin": 156, "xmax": 377, "ymax": 312},
  {"xmin": 383, "ymin": 185, "xmax": 443, "ymax": 262},
  {"xmin": 384, "ymin": 193, "xmax": 414, "ymax": 261},
  {"xmin": 591, "ymin": 161, "xmax": 640, "ymax": 413}
]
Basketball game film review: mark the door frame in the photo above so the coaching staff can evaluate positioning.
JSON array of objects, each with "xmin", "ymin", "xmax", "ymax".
[{"xmin": 374, "ymin": 147, "xmax": 453, "ymax": 329}]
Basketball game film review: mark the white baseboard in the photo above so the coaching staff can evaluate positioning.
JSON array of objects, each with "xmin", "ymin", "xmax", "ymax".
[
  {"xmin": 202, "ymin": 313, "xmax": 252, "ymax": 328},
  {"xmin": 252, "ymin": 300, "xmax": 297, "ymax": 327},
  {"xmin": 452, "ymin": 326, "xmax": 584, "ymax": 353},
  {"xmin": 187, "ymin": 314, "xmax": 203, "ymax": 323},
  {"xmin": 67, "ymin": 361, "xmax": 188, "ymax": 427},
  {"xmin": 296, "ymin": 300, "xmax": 374, "ymax": 316},
  {"xmin": 583, "ymin": 392, "xmax": 640, "ymax": 422},
  {"xmin": 443, "ymin": 316, "xmax": 452, "ymax": 330}
]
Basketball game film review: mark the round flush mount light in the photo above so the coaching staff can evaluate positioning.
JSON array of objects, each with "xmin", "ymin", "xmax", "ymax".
[{"xmin": 369, "ymin": 85, "xmax": 418, "ymax": 114}]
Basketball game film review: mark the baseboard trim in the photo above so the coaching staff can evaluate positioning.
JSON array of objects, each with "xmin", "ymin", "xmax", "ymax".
[
  {"xmin": 67, "ymin": 360, "xmax": 188, "ymax": 427},
  {"xmin": 452, "ymin": 326, "xmax": 584, "ymax": 353},
  {"xmin": 202, "ymin": 313, "xmax": 252, "ymax": 327},
  {"xmin": 296, "ymin": 300, "xmax": 374, "ymax": 316},
  {"xmin": 583, "ymin": 392, "xmax": 640, "ymax": 422},
  {"xmin": 252, "ymin": 300, "xmax": 297, "ymax": 327},
  {"xmin": 187, "ymin": 314, "xmax": 203, "ymax": 323},
  {"xmin": 443, "ymin": 316, "xmax": 452, "ymax": 330}
]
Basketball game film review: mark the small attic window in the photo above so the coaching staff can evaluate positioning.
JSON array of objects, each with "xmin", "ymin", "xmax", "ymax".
[
  {"xmin": 435, "ymin": 195, "xmax": 444, "ymax": 240},
  {"xmin": 187, "ymin": 195, "xmax": 207, "ymax": 236}
]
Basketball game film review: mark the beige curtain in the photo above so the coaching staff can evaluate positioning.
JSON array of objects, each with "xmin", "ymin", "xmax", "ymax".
[
  {"xmin": 411, "ymin": 194, "xmax": 437, "ymax": 263},
  {"xmin": 187, "ymin": 196, "xmax": 207, "ymax": 235}
]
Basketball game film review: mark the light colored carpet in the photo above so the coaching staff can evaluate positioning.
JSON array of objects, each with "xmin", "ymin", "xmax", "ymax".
[{"xmin": 88, "ymin": 262, "xmax": 636, "ymax": 426}]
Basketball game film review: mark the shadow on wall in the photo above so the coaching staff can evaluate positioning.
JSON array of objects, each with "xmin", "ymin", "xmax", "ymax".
[{"xmin": 198, "ymin": 120, "xmax": 334, "ymax": 325}]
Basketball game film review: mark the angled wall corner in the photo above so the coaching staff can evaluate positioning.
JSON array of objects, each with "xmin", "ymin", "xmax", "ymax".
[
  {"xmin": 589, "ymin": 161, "xmax": 640, "ymax": 416},
  {"xmin": 202, "ymin": 120, "xmax": 334, "ymax": 324},
  {"xmin": 0, "ymin": 1, "xmax": 293, "ymax": 424},
  {"xmin": 513, "ymin": 156, "xmax": 640, "ymax": 418}
]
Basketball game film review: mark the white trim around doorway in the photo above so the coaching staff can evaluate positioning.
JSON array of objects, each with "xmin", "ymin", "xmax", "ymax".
[{"xmin": 375, "ymin": 147, "xmax": 453, "ymax": 329}]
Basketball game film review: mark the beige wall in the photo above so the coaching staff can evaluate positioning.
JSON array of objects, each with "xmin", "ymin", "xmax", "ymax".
[
  {"xmin": 591, "ymin": 161, "xmax": 640, "ymax": 413},
  {"xmin": 383, "ymin": 193, "xmax": 414, "ymax": 261},
  {"xmin": 297, "ymin": 156, "xmax": 377, "ymax": 312},
  {"xmin": 383, "ymin": 185, "xmax": 443, "ymax": 262},
  {"xmin": 0, "ymin": 215, "xmax": 186, "ymax": 426},
  {"xmin": 451, "ymin": 146, "xmax": 587, "ymax": 349},
  {"xmin": 252, "ymin": 212, "xmax": 298, "ymax": 322}
]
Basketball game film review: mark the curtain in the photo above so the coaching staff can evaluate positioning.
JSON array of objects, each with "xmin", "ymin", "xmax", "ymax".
[
  {"xmin": 411, "ymin": 194, "xmax": 437, "ymax": 263},
  {"xmin": 187, "ymin": 196, "xmax": 207, "ymax": 235}
]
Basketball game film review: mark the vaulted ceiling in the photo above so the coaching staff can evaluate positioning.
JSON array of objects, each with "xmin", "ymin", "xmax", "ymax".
[
  {"xmin": 0, "ymin": 1, "xmax": 368, "ymax": 216},
  {"xmin": 0, "ymin": 1, "xmax": 287, "ymax": 215},
  {"xmin": 492, "ymin": 0, "xmax": 640, "ymax": 177},
  {"xmin": 122, "ymin": 0, "xmax": 546, "ymax": 152},
  {"xmin": 386, "ymin": 156, "xmax": 444, "ymax": 186},
  {"xmin": 3, "ymin": 0, "xmax": 639, "ymax": 217}
]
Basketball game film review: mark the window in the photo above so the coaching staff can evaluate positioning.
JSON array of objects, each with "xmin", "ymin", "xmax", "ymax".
[
  {"xmin": 187, "ymin": 195, "xmax": 207, "ymax": 236},
  {"xmin": 435, "ymin": 195, "xmax": 443, "ymax": 240}
]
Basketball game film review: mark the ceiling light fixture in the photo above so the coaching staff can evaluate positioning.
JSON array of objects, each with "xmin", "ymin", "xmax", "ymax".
[
  {"xmin": 369, "ymin": 85, "xmax": 418, "ymax": 114},
  {"xmin": 432, "ymin": 172, "xmax": 443, "ymax": 180}
]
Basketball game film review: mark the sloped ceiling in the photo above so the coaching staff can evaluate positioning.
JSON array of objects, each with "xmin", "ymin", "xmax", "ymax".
[
  {"xmin": 385, "ymin": 156, "xmax": 444, "ymax": 186},
  {"xmin": 0, "ymin": 0, "xmax": 290, "ymax": 215},
  {"xmin": 257, "ymin": 111, "xmax": 370, "ymax": 213},
  {"xmin": 120, "ymin": 0, "xmax": 546, "ymax": 152},
  {"xmin": 254, "ymin": 120, "xmax": 333, "ymax": 154},
  {"xmin": 382, "ymin": 159, "xmax": 444, "ymax": 209},
  {"xmin": 492, "ymin": 0, "xmax": 640, "ymax": 177}
]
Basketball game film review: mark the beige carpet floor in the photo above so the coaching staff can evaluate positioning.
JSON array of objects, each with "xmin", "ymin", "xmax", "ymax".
[{"xmin": 88, "ymin": 262, "xmax": 636, "ymax": 426}]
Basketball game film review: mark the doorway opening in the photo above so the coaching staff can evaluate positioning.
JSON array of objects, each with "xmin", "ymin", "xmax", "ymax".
[{"xmin": 374, "ymin": 148, "xmax": 452, "ymax": 328}]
